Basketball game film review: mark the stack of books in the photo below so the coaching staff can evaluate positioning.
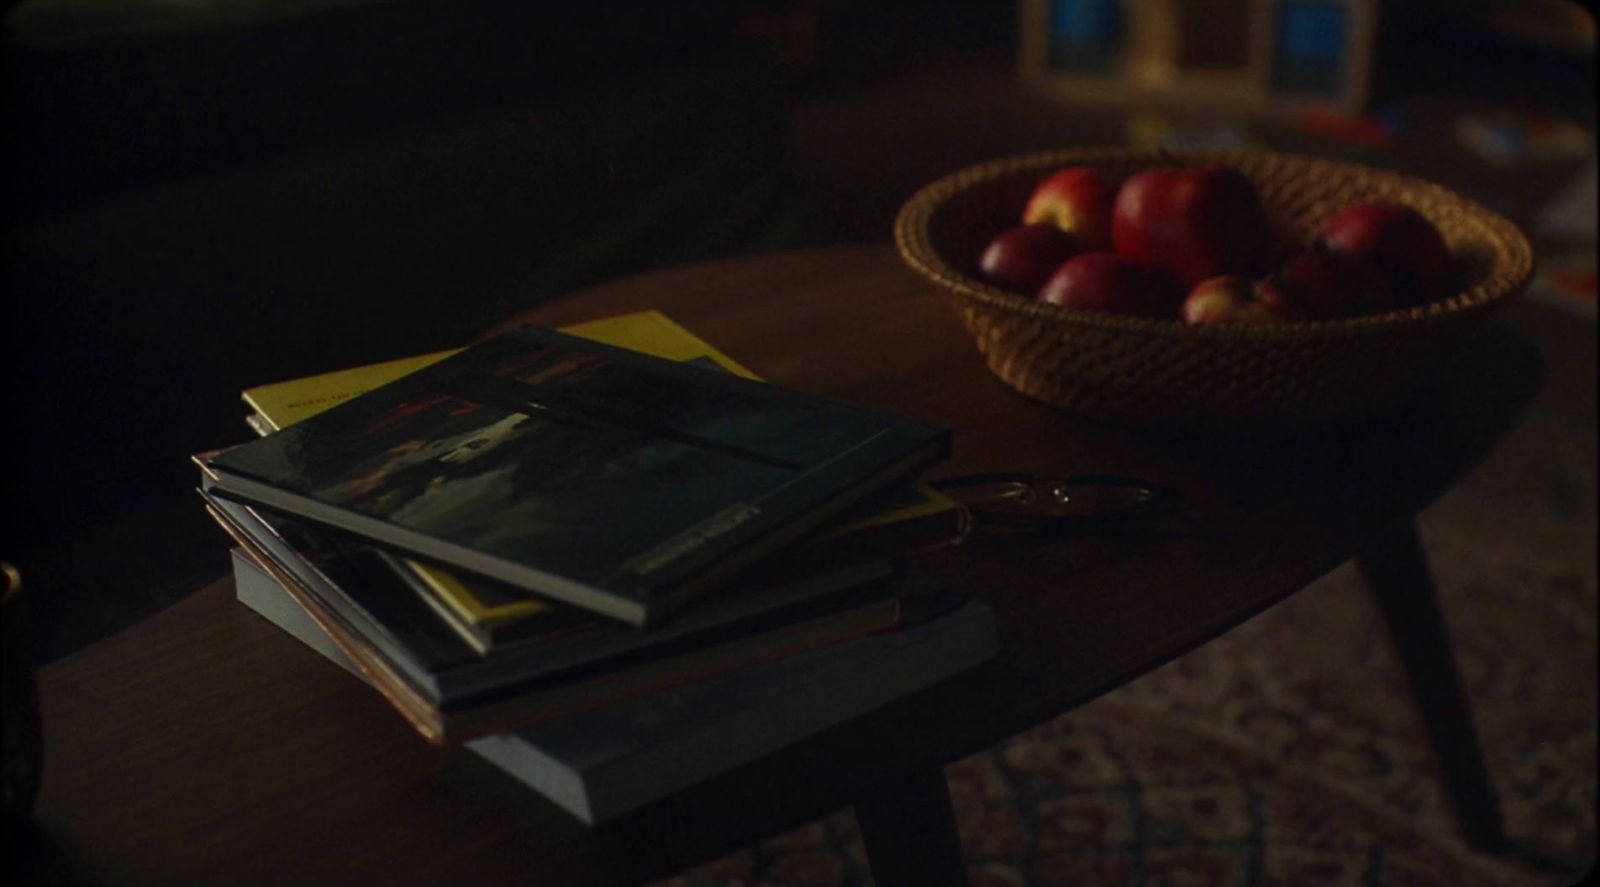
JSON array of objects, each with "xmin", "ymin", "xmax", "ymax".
[{"xmin": 194, "ymin": 311, "xmax": 995, "ymax": 824}]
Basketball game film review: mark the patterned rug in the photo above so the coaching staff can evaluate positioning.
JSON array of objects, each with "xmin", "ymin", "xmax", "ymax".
[{"xmin": 653, "ymin": 310, "xmax": 1598, "ymax": 887}]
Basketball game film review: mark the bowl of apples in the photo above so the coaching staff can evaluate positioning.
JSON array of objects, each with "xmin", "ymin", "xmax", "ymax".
[{"xmin": 894, "ymin": 147, "xmax": 1534, "ymax": 429}]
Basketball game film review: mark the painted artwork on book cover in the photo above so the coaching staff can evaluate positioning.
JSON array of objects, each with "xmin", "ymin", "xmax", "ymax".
[{"xmin": 207, "ymin": 326, "xmax": 947, "ymax": 615}]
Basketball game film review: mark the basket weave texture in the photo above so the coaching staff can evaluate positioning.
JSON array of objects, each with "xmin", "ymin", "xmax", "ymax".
[{"xmin": 894, "ymin": 148, "xmax": 1534, "ymax": 429}]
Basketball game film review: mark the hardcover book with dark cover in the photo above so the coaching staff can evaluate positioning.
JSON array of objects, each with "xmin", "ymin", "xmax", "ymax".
[
  {"xmin": 230, "ymin": 547, "xmax": 996, "ymax": 822},
  {"xmin": 202, "ymin": 325, "xmax": 950, "ymax": 626}
]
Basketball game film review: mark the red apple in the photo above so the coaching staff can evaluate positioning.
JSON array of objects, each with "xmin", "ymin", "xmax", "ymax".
[
  {"xmin": 1112, "ymin": 164, "xmax": 1272, "ymax": 288},
  {"xmin": 1316, "ymin": 202, "xmax": 1454, "ymax": 305},
  {"xmin": 1038, "ymin": 252, "xmax": 1177, "ymax": 318},
  {"xmin": 1182, "ymin": 274, "xmax": 1302, "ymax": 325},
  {"xmin": 1260, "ymin": 252, "xmax": 1393, "ymax": 320},
  {"xmin": 978, "ymin": 224, "xmax": 1081, "ymax": 294},
  {"xmin": 1022, "ymin": 166, "xmax": 1119, "ymax": 252}
]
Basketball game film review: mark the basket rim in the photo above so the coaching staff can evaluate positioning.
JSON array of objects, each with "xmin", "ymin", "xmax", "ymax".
[{"xmin": 893, "ymin": 147, "xmax": 1535, "ymax": 341}]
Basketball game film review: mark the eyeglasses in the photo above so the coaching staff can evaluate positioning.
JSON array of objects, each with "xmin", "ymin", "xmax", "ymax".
[{"xmin": 931, "ymin": 472, "xmax": 1174, "ymax": 533}]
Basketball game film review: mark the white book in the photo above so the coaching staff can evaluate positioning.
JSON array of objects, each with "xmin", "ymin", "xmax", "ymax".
[{"xmin": 231, "ymin": 548, "xmax": 996, "ymax": 824}]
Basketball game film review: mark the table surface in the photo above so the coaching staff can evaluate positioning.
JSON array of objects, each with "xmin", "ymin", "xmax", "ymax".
[{"xmin": 25, "ymin": 244, "xmax": 1542, "ymax": 886}]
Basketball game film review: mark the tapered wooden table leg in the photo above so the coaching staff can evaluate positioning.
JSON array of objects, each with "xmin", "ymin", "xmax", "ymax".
[
  {"xmin": 1358, "ymin": 521, "xmax": 1509, "ymax": 851},
  {"xmin": 853, "ymin": 766, "xmax": 970, "ymax": 887}
]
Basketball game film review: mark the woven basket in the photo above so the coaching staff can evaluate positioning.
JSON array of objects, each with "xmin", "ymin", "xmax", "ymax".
[{"xmin": 894, "ymin": 148, "xmax": 1534, "ymax": 430}]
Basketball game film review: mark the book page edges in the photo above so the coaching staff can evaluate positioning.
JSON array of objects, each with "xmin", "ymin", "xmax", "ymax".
[{"xmin": 206, "ymin": 503, "xmax": 449, "ymax": 743}]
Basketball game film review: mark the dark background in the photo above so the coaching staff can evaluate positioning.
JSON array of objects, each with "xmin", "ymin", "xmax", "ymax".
[{"xmin": 3, "ymin": 0, "xmax": 1595, "ymax": 662}]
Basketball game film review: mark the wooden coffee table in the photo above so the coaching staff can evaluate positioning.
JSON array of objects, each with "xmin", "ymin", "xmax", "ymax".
[{"xmin": 24, "ymin": 245, "xmax": 1540, "ymax": 886}]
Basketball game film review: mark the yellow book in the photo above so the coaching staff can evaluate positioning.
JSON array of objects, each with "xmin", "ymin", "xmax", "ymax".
[
  {"xmin": 240, "ymin": 311, "xmax": 762, "ymax": 433},
  {"xmin": 243, "ymin": 349, "xmax": 463, "ymax": 433},
  {"xmin": 240, "ymin": 310, "xmax": 962, "ymax": 647}
]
